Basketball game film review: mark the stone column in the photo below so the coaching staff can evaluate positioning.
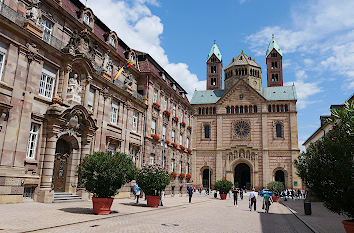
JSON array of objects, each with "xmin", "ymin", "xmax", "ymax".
[
  {"xmin": 34, "ymin": 130, "xmax": 57, "ymax": 203},
  {"xmin": 61, "ymin": 64, "xmax": 71, "ymax": 101},
  {"xmin": 83, "ymin": 76, "xmax": 92, "ymax": 109}
]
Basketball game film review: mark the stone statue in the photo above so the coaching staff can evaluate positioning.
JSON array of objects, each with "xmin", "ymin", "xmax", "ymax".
[
  {"xmin": 26, "ymin": 0, "xmax": 42, "ymax": 26},
  {"xmin": 102, "ymin": 51, "xmax": 111, "ymax": 73},
  {"xmin": 124, "ymin": 73, "xmax": 133, "ymax": 87},
  {"xmin": 67, "ymin": 73, "xmax": 82, "ymax": 104}
]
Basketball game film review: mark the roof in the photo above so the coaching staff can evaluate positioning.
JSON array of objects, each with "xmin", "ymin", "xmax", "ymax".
[
  {"xmin": 190, "ymin": 90, "xmax": 225, "ymax": 104},
  {"xmin": 225, "ymin": 51, "xmax": 260, "ymax": 69},
  {"xmin": 191, "ymin": 85, "xmax": 296, "ymax": 104},
  {"xmin": 266, "ymin": 35, "xmax": 283, "ymax": 57},
  {"xmin": 260, "ymin": 85, "xmax": 297, "ymax": 100},
  {"xmin": 207, "ymin": 42, "xmax": 222, "ymax": 62}
]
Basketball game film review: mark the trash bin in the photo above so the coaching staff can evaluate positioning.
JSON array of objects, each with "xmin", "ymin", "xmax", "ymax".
[{"xmin": 304, "ymin": 200, "xmax": 311, "ymax": 215}]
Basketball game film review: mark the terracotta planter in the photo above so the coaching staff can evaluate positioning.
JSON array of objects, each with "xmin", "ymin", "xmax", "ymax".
[
  {"xmin": 220, "ymin": 194, "xmax": 227, "ymax": 200},
  {"xmin": 146, "ymin": 195, "xmax": 161, "ymax": 207},
  {"xmin": 92, "ymin": 197, "xmax": 114, "ymax": 215},
  {"xmin": 272, "ymin": 196, "xmax": 280, "ymax": 202},
  {"xmin": 343, "ymin": 220, "xmax": 354, "ymax": 233}
]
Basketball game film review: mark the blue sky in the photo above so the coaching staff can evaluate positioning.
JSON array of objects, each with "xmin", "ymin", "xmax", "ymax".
[{"xmin": 87, "ymin": 0, "xmax": 354, "ymax": 149}]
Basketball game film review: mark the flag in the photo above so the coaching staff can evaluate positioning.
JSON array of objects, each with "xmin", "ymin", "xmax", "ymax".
[{"xmin": 113, "ymin": 61, "xmax": 134, "ymax": 81}]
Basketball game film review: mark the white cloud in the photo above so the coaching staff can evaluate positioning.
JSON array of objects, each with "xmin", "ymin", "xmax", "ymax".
[
  {"xmin": 86, "ymin": 0, "xmax": 200, "ymax": 99},
  {"xmin": 285, "ymin": 80, "xmax": 322, "ymax": 109},
  {"xmin": 239, "ymin": 0, "xmax": 248, "ymax": 4}
]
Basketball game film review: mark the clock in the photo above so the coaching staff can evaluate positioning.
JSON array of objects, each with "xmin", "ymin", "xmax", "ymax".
[{"xmin": 235, "ymin": 121, "xmax": 250, "ymax": 137}]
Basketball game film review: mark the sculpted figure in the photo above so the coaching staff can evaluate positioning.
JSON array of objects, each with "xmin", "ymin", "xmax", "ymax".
[{"xmin": 26, "ymin": 0, "xmax": 42, "ymax": 26}]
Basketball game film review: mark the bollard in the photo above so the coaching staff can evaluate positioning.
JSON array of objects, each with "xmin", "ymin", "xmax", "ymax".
[{"xmin": 304, "ymin": 200, "xmax": 311, "ymax": 215}]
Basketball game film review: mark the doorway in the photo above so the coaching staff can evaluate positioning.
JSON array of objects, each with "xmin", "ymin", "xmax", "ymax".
[
  {"xmin": 202, "ymin": 169, "xmax": 210, "ymax": 188},
  {"xmin": 234, "ymin": 163, "xmax": 251, "ymax": 189},
  {"xmin": 53, "ymin": 139, "xmax": 71, "ymax": 192},
  {"xmin": 275, "ymin": 170, "xmax": 285, "ymax": 187}
]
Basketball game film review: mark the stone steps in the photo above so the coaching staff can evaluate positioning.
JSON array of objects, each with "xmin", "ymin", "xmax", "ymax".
[{"xmin": 53, "ymin": 192, "xmax": 83, "ymax": 203}]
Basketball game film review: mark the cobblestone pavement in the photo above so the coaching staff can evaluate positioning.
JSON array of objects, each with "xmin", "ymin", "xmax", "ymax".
[
  {"xmin": 0, "ymin": 194, "xmax": 315, "ymax": 233},
  {"xmin": 281, "ymin": 198, "xmax": 346, "ymax": 233}
]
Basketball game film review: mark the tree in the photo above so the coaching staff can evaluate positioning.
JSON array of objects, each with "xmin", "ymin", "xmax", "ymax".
[{"xmin": 294, "ymin": 100, "xmax": 354, "ymax": 218}]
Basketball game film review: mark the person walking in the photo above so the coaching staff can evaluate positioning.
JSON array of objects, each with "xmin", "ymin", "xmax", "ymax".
[
  {"xmin": 159, "ymin": 190, "xmax": 165, "ymax": 206},
  {"xmin": 187, "ymin": 186, "xmax": 193, "ymax": 203},
  {"xmin": 249, "ymin": 188, "xmax": 258, "ymax": 211},
  {"xmin": 263, "ymin": 191, "xmax": 273, "ymax": 213},
  {"xmin": 133, "ymin": 183, "xmax": 138, "ymax": 200},
  {"xmin": 135, "ymin": 185, "xmax": 141, "ymax": 204},
  {"xmin": 240, "ymin": 188, "xmax": 244, "ymax": 200},
  {"xmin": 233, "ymin": 187, "xmax": 239, "ymax": 207}
]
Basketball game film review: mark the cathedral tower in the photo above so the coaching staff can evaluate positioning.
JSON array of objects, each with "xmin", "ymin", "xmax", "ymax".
[
  {"xmin": 266, "ymin": 35, "xmax": 283, "ymax": 87},
  {"xmin": 206, "ymin": 41, "xmax": 223, "ymax": 90}
]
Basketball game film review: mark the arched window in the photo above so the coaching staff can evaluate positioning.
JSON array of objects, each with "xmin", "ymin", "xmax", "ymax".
[
  {"xmin": 276, "ymin": 124, "xmax": 282, "ymax": 138},
  {"xmin": 268, "ymin": 105, "xmax": 271, "ymax": 112},
  {"xmin": 231, "ymin": 106, "xmax": 234, "ymax": 114},
  {"xmin": 213, "ymin": 107, "xmax": 216, "ymax": 114},
  {"xmin": 202, "ymin": 108, "xmax": 205, "ymax": 115},
  {"xmin": 249, "ymin": 105, "xmax": 252, "ymax": 113},
  {"xmin": 272, "ymin": 105, "xmax": 275, "ymax": 112},
  {"xmin": 285, "ymin": 104, "xmax": 289, "ymax": 112},
  {"xmin": 205, "ymin": 107, "xmax": 209, "ymax": 115},
  {"xmin": 240, "ymin": 106, "xmax": 243, "ymax": 113},
  {"xmin": 198, "ymin": 108, "xmax": 202, "ymax": 115},
  {"xmin": 204, "ymin": 125, "xmax": 210, "ymax": 139},
  {"xmin": 276, "ymin": 105, "xmax": 280, "ymax": 112},
  {"xmin": 245, "ymin": 106, "xmax": 248, "ymax": 113},
  {"xmin": 226, "ymin": 106, "xmax": 230, "ymax": 114},
  {"xmin": 280, "ymin": 105, "xmax": 284, "ymax": 112},
  {"xmin": 236, "ymin": 106, "xmax": 239, "ymax": 113},
  {"xmin": 254, "ymin": 105, "xmax": 258, "ymax": 113},
  {"xmin": 83, "ymin": 12, "xmax": 90, "ymax": 25}
]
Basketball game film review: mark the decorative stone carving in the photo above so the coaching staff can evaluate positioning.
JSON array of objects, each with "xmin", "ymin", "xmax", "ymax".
[
  {"xmin": 67, "ymin": 73, "xmax": 82, "ymax": 105},
  {"xmin": 26, "ymin": 0, "xmax": 42, "ymax": 26}
]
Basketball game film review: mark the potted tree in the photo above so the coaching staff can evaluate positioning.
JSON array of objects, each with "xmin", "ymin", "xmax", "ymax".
[
  {"xmin": 77, "ymin": 152, "xmax": 136, "ymax": 215},
  {"xmin": 267, "ymin": 181, "xmax": 284, "ymax": 202},
  {"xmin": 214, "ymin": 178, "xmax": 233, "ymax": 200},
  {"xmin": 136, "ymin": 164, "xmax": 171, "ymax": 207},
  {"xmin": 294, "ymin": 100, "xmax": 354, "ymax": 233}
]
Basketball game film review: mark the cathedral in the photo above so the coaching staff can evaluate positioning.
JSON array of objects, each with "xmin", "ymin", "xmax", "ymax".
[{"xmin": 190, "ymin": 37, "xmax": 301, "ymax": 190}]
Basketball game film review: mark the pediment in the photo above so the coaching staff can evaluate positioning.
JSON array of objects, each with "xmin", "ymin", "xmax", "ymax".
[{"xmin": 217, "ymin": 79, "xmax": 265, "ymax": 106}]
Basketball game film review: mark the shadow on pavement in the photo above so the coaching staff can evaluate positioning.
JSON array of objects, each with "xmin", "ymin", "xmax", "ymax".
[
  {"xmin": 120, "ymin": 202, "xmax": 148, "ymax": 207},
  {"xmin": 58, "ymin": 207, "xmax": 118, "ymax": 215}
]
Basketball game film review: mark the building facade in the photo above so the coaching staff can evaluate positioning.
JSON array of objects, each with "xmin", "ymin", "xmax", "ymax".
[
  {"xmin": 0, "ymin": 0, "xmax": 192, "ymax": 203},
  {"xmin": 191, "ymin": 39, "xmax": 302, "ymax": 190}
]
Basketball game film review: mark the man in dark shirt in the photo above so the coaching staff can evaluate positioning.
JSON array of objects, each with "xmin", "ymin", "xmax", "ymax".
[
  {"xmin": 187, "ymin": 186, "xmax": 193, "ymax": 203},
  {"xmin": 233, "ymin": 187, "xmax": 239, "ymax": 207}
]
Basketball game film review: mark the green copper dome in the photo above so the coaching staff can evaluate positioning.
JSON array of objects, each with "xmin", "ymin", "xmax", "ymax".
[
  {"xmin": 266, "ymin": 35, "xmax": 282, "ymax": 57},
  {"xmin": 207, "ymin": 41, "xmax": 222, "ymax": 62}
]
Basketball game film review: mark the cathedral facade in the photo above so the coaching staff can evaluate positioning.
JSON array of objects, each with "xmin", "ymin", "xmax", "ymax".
[{"xmin": 191, "ymin": 38, "xmax": 301, "ymax": 190}]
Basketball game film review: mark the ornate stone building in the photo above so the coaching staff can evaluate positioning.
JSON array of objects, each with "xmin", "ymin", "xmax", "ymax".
[
  {"xmin": 191, "ymin": 39, "xmax": 302, "ymax": 190},
  {"xmin": 0, "ymin": 0, "xmax": 192, "ymax": 203}
]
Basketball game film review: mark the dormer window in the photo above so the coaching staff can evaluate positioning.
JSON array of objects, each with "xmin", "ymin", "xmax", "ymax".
[
  {"xmin": 109, "ymin": 36, "xmax": 116, "ymax": 47},
  {"xmin": 173, "ymin": 84, "xmax": 176, "ymax": 91},
  {"xmin": 161, "ymin": 73, "xmax": 166, "ymax": 81},
  {"xmin": 83, "ymin": 13, "xmax": 90, "ymax": 25},
  {"xmin": 129, "ymin": 53, "xmax": 135, "ymax": 62}
]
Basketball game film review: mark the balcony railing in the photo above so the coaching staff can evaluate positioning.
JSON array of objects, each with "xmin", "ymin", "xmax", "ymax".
[{"xmin": 0, "ymin": 2, "xmax": 25, "ymax": 27}]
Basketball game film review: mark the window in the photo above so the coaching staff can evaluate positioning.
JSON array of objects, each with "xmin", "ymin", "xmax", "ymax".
[
  {"xmin": 226, "ymin": 106, "xmax": 230, "ymax": 114},
  {"xmin": 162, "ymin": 125, "xmax": 166, "ymax": 140},
  {"xmin": 180, "ymin": 112, "xmax": 183, "ymax": 123},
  {"xmin": 129, "ymin": 53, "xmax": 135, "ymax": 62},
  {"xmin": 172, "ymin": 130, "xmax": 175, "ymax": 142},
  {"xmin": 254, "ymin": 105, "xmax": 258, "ymax": 113},
  {"xmin": 186, "ymin": 163, "xmax": 190, "ymax": 174},
  {"xmin": 276, "ymin": 124, "xmax": 283, "ymax": 138},
  {"xmin": 153, "ymin": 89, "xmax": 158, "ymax": 103},
  {"xmin": 107, "ymin": 143, "xmax": 116, "ymax": 154},
  {"xmin": 161, "ymin": 73, "xmax": 166, "ymax": 81},
  {"xmin": 198, "ymin": 108, "xmax": 202, "ymax": 115},
  {"xmin": 173, "ymin": 104, "xmax": 176, "ymax": 116},
  {"xmin": 87, "ymin": 87, "xmax": 95, "ymax": 111},
  {"xmin": 163, "ymin": 97, "xmax": 167, "ymax": 110},
  {"xmin": 42, "ymin": 18, "xmax": 53, "ymax": 44},
  {"xmin": 180, "ymin": 134, "xmax": 183, "ymax": 145},
  {"xmin": 204, "ymin": 124, "xmax": 210, "ymax": 139},
  {"xmin": 162, "ymin": 152, "xmax": 165, "ymax": 168},
  {"xmin": 130, "ymin": 146, "xmax": 137, "ymax": 163},
  {"xmin": 39, "ymin": 65, "xmax": 56, "ymax": 99},
  {"xmin": 186, "ymin": 137, "xmax": 190, "ymax": 149},
  {"xmin": 171, "ymin": 159, "xmax": 175, "ymax": 172},
  {"xmin": 179, "ymin": 161, "xmax": 182, "ymax": 173},
  {"xmin": 109, "ymin": 36, "xmax": 116, "ymax": 47},
  {"xmin": 211, "ymin": 78, "xmax": 216, "ymax": 86},
  {"xmin": 26, "ymin": 123, "xmax": 39, "ymax": 159},
  {"xmin": 173, "ymin": 84, "xmax": 176, "ymax": 91},
  {"xmin": 211, "ymin": 66, "xmax": 216, "ymax": 73},
  {"xmin": 240, "ymin": 106, "xmax": 243, "ymax": 113},
  {"xmin": 245, "ymin": 106, "xmax": 248, "ymax": 113},
  {"xmin": 149, "ymin": 154, "xmax": 155, "ymax": 165},
  {"xmin": 285, "ymin": 104, "xmax": 289, "ymax": 112},
  {"xmin": 213, "ymin": 107, "xmax": 216, "ymax": 114},
  {"xmin": 0, "ymin": 42, "xmax": 7, "ymax": 80},
  {"xmin": 276, "ymin": 105, "xmax": 280, "ymax": 112},
  {"xmin": 110, "ymin": 100, "xmax": 119, "ymax": 124},
  {"xmin": 151, "ymin": 119, "xmax": 156, "ymax": 134},
  {"xmin": 236, "ymin": 106, "xmax": 239, "ymax": 113},
  {"xmin": 83, "ymin": 13, "xmax": 90, "ymax": 25},
  {"xmin": 268, "ymin": 105, "xmax": 272, "ymax": 112},
  {"xmin": 132, "ymin": 111, "xmax": 138, "ymax": 133}
]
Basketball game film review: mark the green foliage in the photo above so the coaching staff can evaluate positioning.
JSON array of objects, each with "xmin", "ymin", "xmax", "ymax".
[
  {"xmin": 214, "ymin": 179, "xmax": 233, "ymax": 194},
  {"xmin": 294, "ymin": 100, "xmax": 354, "ymax": 218},
  {"xmin": 267, "ymin": 181, "xmax": 284, "ymax": 196},
  {"xmin": 77, "ymin": 152, "xmax": 137, "ymax": 198},
  {"xmin": 136, "ymin": 164, "xmax": 171, "ymax": 196}
]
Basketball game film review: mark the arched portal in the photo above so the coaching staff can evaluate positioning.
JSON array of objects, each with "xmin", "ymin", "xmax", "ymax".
[
  {"xmin": 275, "ymin": 170, "xmax": 285, "ymax": 187},
  {"xmin": 202, "ymin": 169, "xmax": 210, "ymax": 188},
  {"xmin": 53, "ymin": 138, "xmax": 71, "ymax": 192},
  {"xmin": 234, "ymin": 163, "xmax": 251, "ymax": 189}
]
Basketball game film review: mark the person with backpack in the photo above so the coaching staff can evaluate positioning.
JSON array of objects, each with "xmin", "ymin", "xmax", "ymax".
[
  {"xmin": 232, "ymin": 187, "xmax": 239, "ymax": 207},
  {"xmin": 187, "ymin": 186, "xmax": 193, "ymax": 203},
  {"xmin": 249, "ymin": 188, "xmax": 258, "ymax": 211}
]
